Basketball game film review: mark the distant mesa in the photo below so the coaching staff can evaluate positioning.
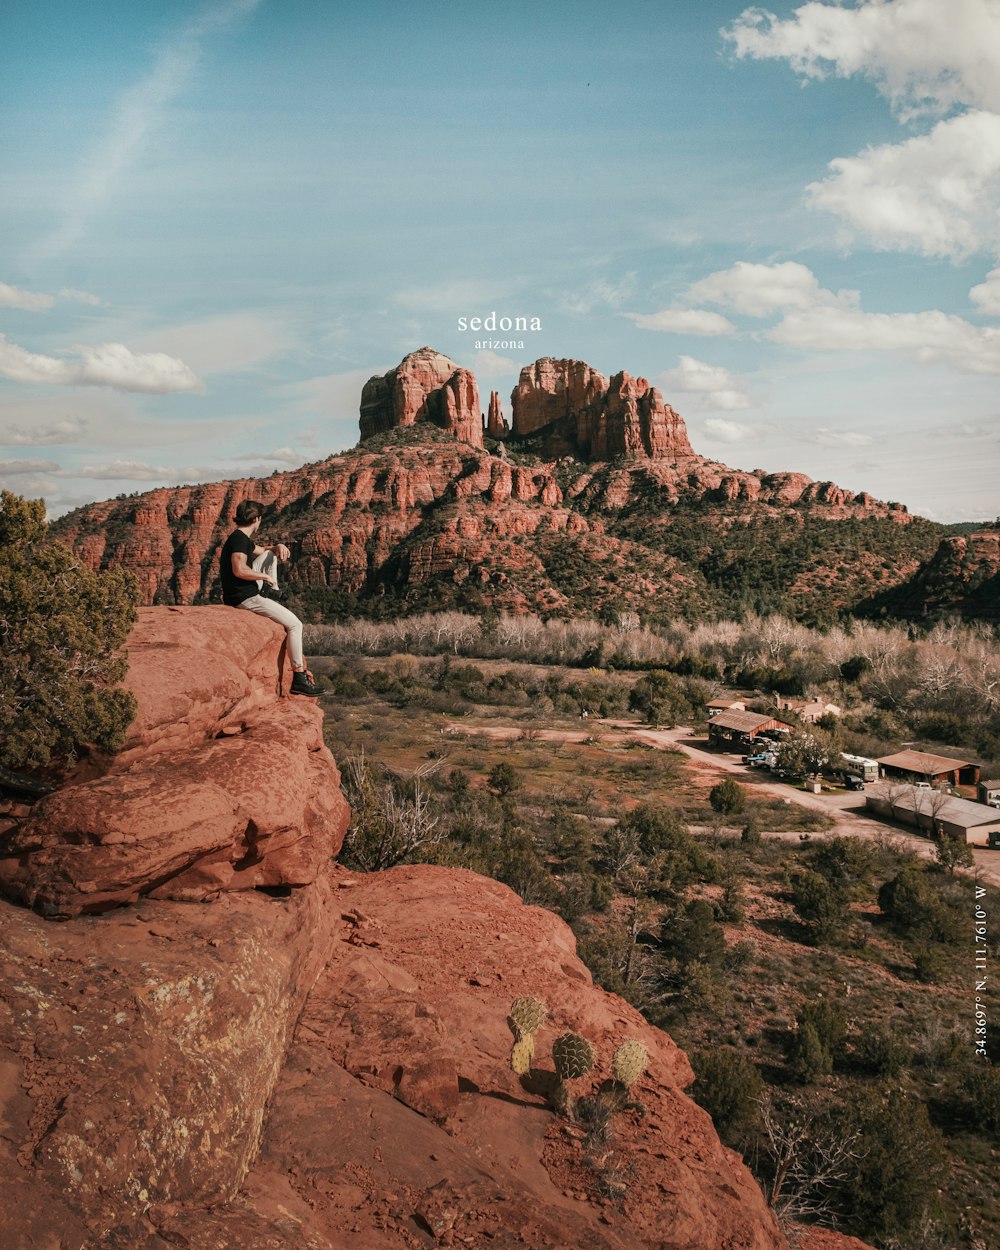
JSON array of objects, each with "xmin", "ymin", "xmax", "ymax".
[
  {"xmin": 510, "ymin": 357, "xmax": 694, "ymax": 462},
  {"xmin": 360, "ymin": 347, "xmax": 482, "ymax": 448},
  {"xmin": 361, "ymin": 347, "xmax": 695, "ymax": 464}
]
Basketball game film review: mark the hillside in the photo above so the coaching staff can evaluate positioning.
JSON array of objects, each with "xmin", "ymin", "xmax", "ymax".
[
  {"xmin": 0, "ymin": 607, "xmax": 866, "ymax": 1250},
  {"xmin": 52, "ymin": 349, "xmax": 959, "ymax": 625}
]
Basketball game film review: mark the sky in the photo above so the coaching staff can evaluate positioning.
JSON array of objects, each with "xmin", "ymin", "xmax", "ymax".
[{"xmin": 1, "ymin": 0, "xmax": 999, "ymax": 523}]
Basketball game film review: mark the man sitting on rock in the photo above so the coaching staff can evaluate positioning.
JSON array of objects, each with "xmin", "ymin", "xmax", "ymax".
[{"xmin": 219, "ymin": 500, "xmax": 317, "ymax": 696}]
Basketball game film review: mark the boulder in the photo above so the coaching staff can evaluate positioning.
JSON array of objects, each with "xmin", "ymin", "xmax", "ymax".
[{"xmin": 0, "ymin": 607, "xmax": 349, "ymax": 918}]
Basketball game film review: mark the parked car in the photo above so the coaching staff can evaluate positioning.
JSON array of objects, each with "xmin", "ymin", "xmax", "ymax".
[{"xmin": 843, "ymin": 774, "xmax": 865, "ymax": 791}]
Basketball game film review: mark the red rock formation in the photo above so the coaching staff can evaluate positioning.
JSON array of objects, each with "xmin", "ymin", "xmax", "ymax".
[
  {"xmin": 0, "ymin": 610, "xmax": 877, "ymax": 1250},
  {"xmin": 486, "ymin": 388, "xmax": 509, "ymax": 437},
  {"xmin": 0, "ymin": 607, "xmax": 349, "ymax": 917},
  {"xmin": 360, "ymin": 346, "xmax": 482, "ymax": 446},
  {"xmin": 511, "ymin": 357, "xmax": 694, "ymax": 461}
]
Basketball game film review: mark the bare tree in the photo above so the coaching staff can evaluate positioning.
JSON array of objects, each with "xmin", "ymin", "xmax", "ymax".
[{"xmin": 758, "ymin": 1095, "xmax": 864, "ymax": 1225}]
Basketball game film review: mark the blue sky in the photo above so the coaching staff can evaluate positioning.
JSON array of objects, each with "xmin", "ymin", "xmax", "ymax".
[{"xmin": 1, "ymin": 0, "xmax": 998, "ymax": 521}]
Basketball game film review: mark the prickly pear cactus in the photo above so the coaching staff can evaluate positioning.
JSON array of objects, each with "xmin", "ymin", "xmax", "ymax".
[
  {"xmin": 552, "ymin": 1032, "xmax": 595, "ymax": 1081},
  {"xmin": 509, "ymin": 996, "xmax": 546, "ymax": 1037},
  {"xmin": 510, "ymin": 1034, "xmax": 534, "ymax": 1076},
  {"xmin": 611, "ymin": 1039, "xmax": 648, "ymax": 1090}
]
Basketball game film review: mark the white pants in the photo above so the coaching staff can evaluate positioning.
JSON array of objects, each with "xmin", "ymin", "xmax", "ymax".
[{"xmin": 236, "ymin": 552, "xmax": 304, "ymax": 668}]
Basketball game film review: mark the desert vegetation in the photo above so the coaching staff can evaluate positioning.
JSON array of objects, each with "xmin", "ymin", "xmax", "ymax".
[
  {"xmin": 316, "ymin": 644, "xmax": 999, "ymax": 1250},
  {"xmin": 0, "ymin": 491, "xmax": 138, "ymax": 777},
  {"xmin": 306, "ymin": 609, "xmax": 1000, "ymax": 766}
]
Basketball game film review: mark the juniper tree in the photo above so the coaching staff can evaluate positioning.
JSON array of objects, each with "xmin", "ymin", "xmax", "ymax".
[{"xmin": 0, "ymin": 491, "xmax": 138, "ymax": 773}]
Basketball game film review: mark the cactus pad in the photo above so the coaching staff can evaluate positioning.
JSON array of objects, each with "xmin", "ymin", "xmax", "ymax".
[
  {"xmin": 510, "ymin": 1034, "xmax": 534, "ymax": 1076},
  {"xmin": 510, "ymin": 996, "xmax": 546, "ymax": 1037},
  {"xmin": 611, "ymin": 1039, "xmax": 648, "ymax": 1089},
  {"xmin": 552, "ymin": 1032, "xmax": 595, "ymax": 1081}
]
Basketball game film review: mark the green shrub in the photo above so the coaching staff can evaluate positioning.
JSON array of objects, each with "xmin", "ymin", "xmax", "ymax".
[
  {"xmin": 792, "ymin": 870, "xmax": 847, "ymax": 945},
  {"xmin": 487, "ymin": 761, "xmax": 520, "ymax": 796},
  {"xmin": 0, "ymin": 491, "xmax": 138, "ymax": 772},
  {"xmin": 855, "ymin": 1025, "xmax": 909, "ymax": 1077},
  {"xmin": 709, "ymin": 778, "xmax": 746, "ymax": 816},
  {"xmin": 690, "ymin": 1049, "xmax": 763, "ymax": 1138}
]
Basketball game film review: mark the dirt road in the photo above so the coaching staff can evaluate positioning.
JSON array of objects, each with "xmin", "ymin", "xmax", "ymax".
[{"xmin": 446, "ymin": 718, "xmax": 1000, "ymax": 888}]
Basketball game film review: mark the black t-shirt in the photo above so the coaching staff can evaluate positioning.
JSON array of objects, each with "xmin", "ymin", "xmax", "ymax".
[{"xmin": 220, "ymin": 529, "xmax": 257, "ymax": 605}]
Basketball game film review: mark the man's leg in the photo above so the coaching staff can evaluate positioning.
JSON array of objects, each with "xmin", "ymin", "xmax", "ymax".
[
  {"xmin": 236, "ymin": 595, "xmax": 315, "ymax": 693},
  {"xmin": 250, "ymin": 550, "xmax": 279, "ymax": 593}
]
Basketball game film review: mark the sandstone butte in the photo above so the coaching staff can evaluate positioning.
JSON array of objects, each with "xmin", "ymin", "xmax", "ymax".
[
  {"xmin": 0, "ymin": 607, "xmax": 874, "ymax": 1250},
  {"xmin": 52, "ymin": 347, "xmax": 913, "ymax": 609}
]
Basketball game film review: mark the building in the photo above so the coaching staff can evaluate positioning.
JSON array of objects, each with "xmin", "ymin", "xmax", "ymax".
[
  {"xmin": 867, "ymin": 785, "xmax": 1000, "ymax": 846},
  {"xmin": 706, "ymin": 698, "xmax": 747, "ymax": 718},
  {"xmin": 977, "ymin": 780, "xmax": 1000, "ymax": 807},
  {"xmin": 776, "ymin": 696, "xmax": 842, "ymax": 723},
  {"xmin": 876, "ymin": 750, "xmax": 981, "ymax": 787},
  {"xmin": 707, "ymin": 710, "xmax": 793, "ymax": 752}
]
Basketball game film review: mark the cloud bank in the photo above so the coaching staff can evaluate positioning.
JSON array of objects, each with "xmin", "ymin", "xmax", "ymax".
[{"xmin": 0, "ymin": 336, "xmax": 203, "ymax": 393}]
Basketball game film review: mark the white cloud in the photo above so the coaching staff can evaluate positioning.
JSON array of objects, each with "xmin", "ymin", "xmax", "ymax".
[
  {"xmin": 625, "ymin": 308, "xmax": 736, "ymax": 335},
  {"xmin": 0, "ymin": 283, "xmax": 55, "ymax": 311},
  {"xmin": 723, "ymin": 0, "xmax": 1000, "ymax": 117},
  {"xmin": 0, "ymin": 283, "xmax": 103, "ymax": 311},
  {"xmin": 232, "ymin": 447, "xmax": 302, "ymax": 465},
  {"xmin": 677, "ymin": 259, "xmax": 1000, "ymax": 376},
  {"xmin": 0, "ymin": 416, "xmax": 88, "ymax": 446},
  {"xmin": 394, "ymin": 279, "xmax": 519, "ymax": 315},
  {"xmin": 0, "ymin": 334, "xmax": 203, "ymax": 393},
  {"xmin": 703, "ymin": 418, "xmax": 754, "ymax": 443},
  {"xmin": 813, "ymin": 429, "xmax": 875, "ymax": 447},
  {"xmin": 63, "ymin": 459, "xmax": 216, "ymax": 482},
  {"xmin": 469, "ymin": 350, "xmax": 520, "ymax": 377},
  {"xmin": 32, "ymin": 0, "xmax": 263, "ymax": 262},
  {"xmin": 807, "ymin": 110, "xmax": 1000, "ymax": 258},
  {"xmin": 657, "ymin": 355, "xmax": 752, "ymax": 410},
  {"xmin": 771, "ymin": 304, "xmax": 1000, "ymax": 373},
  {"xmin": 971, "ymin": 266, "xmax": 1000, "ymax": 314},
  {"xmin": 132, "ymin": 312, "xmax": 295, "ymax": 375},
  {"xmin": 0, "ymin": 458, "xmax": 59, "ymax": 474},
  {"xmin": 558, "ymin": 274, "xmax": 638, "ymax": 315},
  {"xmin": 685, "ymin": 260, "xmax": 855, "ymax": 316}
]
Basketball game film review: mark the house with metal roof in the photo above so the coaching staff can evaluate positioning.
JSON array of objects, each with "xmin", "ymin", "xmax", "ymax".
[
  {"xmin": 876, "ymin": 750, "xmax": 981, "ymax": 787},
  {"xmin": 867, "ymin": 785, "xmax": 1000, "ymax": 845},
  {"xmin": 707, "ymin": 710, "xmax": 793, "ymax": 751}
]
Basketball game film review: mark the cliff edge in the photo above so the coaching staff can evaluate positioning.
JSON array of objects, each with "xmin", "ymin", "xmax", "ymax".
[{"xmin": 0, "ymin": 610, "xmax": 870, "ymax": 1249}]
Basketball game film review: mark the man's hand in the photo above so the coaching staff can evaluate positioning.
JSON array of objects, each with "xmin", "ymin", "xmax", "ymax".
[
  {"xmin": 260, "ymin": 572, "xmax": 278, "ymax": 589},
  {"xmin": 272, "ymin": 543, "xmax": 290, "ymax": 561}
]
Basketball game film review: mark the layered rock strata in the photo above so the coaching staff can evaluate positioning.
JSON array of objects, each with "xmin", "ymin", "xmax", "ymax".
[
  {"xmin": 53, "ymin": 441, "xmax": 908, "ymax": 611},
  {"xmin": 360, "ymin": 347, "xmax": 482, "ymax": 446},
  {"xmin": 0, "ymin": 607, "xmax": 349, "ymax": 917},
  {"xmin": 486, "ymin": 389, "xmax": 509, "ymax": 437},
  {"xmin": 511, "ymin": 357, "xmax": 694, "ymax": 461}
]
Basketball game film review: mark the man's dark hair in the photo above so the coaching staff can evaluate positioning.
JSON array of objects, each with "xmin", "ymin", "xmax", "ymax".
[{"xmin": 234, "ymin": 499, "xmax": 264, "ymax": 526}]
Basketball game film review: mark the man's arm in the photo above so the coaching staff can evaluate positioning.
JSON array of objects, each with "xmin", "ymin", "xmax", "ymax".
[
  {"xmin": 251, "ymin": 541, "xmax": 290, "ymax": 560},
  {"xmin": 230, "ymin": 551, "xmax": 277, "ymax": 587}
]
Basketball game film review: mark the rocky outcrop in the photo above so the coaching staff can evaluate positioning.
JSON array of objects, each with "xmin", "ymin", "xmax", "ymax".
[
  {"xmin": 0, "ymin": 611, "xmax": 875, "ymax": 1249},
  {"xmin": 0, "ymin": 607, "xmax": 349, "ymax": 918},
  {"xmin": 360, "ymin": 347, "xmax": 482, "ymax": 447},
  {"xmin": 486, "ymin": 389, "xmax": 509, "ymax": 438},
  {"xmin": 49, "ymin": 347, "xmax": 932, "ymax": 621},
  {"xmin": 0, "ymin": 871, "xmax": 341, "ymax": 1246},
  {"xmin": 863, "ymin": 529, "xmax": 1000, "ymax": 621},
  {"xmin": 511, "ymin": 357, "xmax": 694, "ymax": 461},
  {"xmin": 0, "ymin": 858, "xmax": 796, "ymax": 1250}
]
